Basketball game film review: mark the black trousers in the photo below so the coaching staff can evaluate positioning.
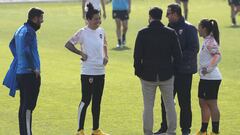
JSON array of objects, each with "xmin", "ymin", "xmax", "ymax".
[
  {"xmin": 17, "ymin": 73, "xmax": 41, "ymax": 135},
  {"xmin": 78, "ymin": 75, "xmax": 105, "ymax": 131},
  {"xmin": 160, "ymin": 73, "xmax": 193, "ymax": 133}
]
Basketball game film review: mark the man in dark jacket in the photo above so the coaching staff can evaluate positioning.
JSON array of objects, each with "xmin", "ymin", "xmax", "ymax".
[
  {"xmin": 134, "ymin": 7, "xmax": 182, "ymax": 135},
  {"xmin": 154, "ymin": 3, "xmax": 199, "ymax": 135}
]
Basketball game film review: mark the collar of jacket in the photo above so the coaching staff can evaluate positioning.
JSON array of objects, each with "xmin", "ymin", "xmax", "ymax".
[
  {"xmin": 26, "ymin": 20, "xmax": 40, "ymax": 31},
  {"xmin": 168, "ymin": 17, "xmax": 185, "ymax": 29},
  {"xmin": 148, "ymin": 20, "xmax": 164, "ymax": 28}
]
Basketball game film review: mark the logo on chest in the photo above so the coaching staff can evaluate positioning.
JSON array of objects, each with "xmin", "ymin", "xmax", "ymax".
[
  {"xmin": 99, "ymin": 34, "xmax": 103, "ymax": 39},
  {"xmin": 178, "ymin": 29, "xmax": 183, "ymax": 35}
]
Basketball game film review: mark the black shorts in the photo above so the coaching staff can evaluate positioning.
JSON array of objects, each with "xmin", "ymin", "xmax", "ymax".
[
  {"xmin": 228, "ymin": 0, "xmax": 240, "ymax": 5},
  {"xmin": 198, "ymin": 79, "xmax": 221, "ymax": 100},
  {"xmin": 112, "ymin": 10, "xmax": 129, "ymax": 20}
]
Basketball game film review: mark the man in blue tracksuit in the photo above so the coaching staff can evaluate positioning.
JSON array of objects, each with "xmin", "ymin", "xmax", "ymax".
[{"xmin": 8, "ymin": 7, "xmax": 44, "ymax": 135}]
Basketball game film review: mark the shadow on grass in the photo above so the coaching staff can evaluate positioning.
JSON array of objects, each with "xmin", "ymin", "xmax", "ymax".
[
  {"xmin": 111, "ymin": 46, "xmax": 131, "ymax": 51},
  {"xmin": 225, "ymin": 25, "xmax": 240, "ymax": 28}
]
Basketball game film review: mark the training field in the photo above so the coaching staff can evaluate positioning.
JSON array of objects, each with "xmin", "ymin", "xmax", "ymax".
[{"xmin": 0, "ymin": 0, "xmax": 240, "ymax": 134}]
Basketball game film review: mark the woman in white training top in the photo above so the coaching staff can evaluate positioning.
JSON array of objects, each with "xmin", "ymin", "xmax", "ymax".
[
  {"xmin": 65, "ymin": 3, "xmax": 109, "ymax": 135},
  {"xmin": 196, "ymin": 19, "xmax": 222, "ymax": 135}
]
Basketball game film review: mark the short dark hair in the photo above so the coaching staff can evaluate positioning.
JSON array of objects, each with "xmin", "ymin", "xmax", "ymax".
[
  {"xmin": 149, "ymin": 7, "xmax": 163, "ymax": 20},
  {"xmin": 28, "ymin": 7, "xmax": 44, "ymax": 20},
  {"xmin": 86, "ymin": 3, "xmax": 100, "ymax": 20},
  {"xmin": 168, "ymin": 3, "xmax": 182, "ymax": 17}
]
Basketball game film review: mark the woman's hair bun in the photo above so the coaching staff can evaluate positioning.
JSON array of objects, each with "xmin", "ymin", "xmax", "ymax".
[{"xmin": 87, "ymin": 3, "xmax": 94, "ymax": 12}]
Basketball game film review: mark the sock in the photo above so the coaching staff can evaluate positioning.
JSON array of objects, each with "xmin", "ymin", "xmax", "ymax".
[
  {"xmin": 200, "ymin": 122, "xmax": 208, "ymax": 132},
  {"xmin": 232, "ymin": 17, "xmax": 236, "ymax": 25},
  {"xmin": 212, "ymin": 121, "xmax": 219, "ymax": 134},
  {"xmin": 122, "ymin": 34, "xmax": 126, "ymax": 42},
  {"xmin": 118, "ymin": 39, "xmax": 121, "ymax": 45}
]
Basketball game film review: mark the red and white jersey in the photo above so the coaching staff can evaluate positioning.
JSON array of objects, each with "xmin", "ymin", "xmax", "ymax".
[{"xmin": 199, "ymin": 35, "xmax": 222, "ymax": 80}]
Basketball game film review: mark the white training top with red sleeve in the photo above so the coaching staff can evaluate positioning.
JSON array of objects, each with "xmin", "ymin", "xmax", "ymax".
[{"xmin": 199, "ymin": 35, "xmax": 222, "ymax": 80}]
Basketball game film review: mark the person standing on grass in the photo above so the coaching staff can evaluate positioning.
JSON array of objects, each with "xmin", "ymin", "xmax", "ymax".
[
  {"xmin": 65, "ymin": 3, "xmax": 109, "ymax": 135},
  {"xmin": 112, "ymin": 0, "xmax": 131, "ymax": 48},
  {"xmin": 228, "ymin": 0, "xmax": 240, "ymax": 25},
  {"xmin": 154, "ymin": 3, "xmax": 199, "ymax": 135},
  {"xmin": 3, "ymin": 7, "xmax": 44, "ymax": 135},
  {"xmin": 195, "ymin": 19, "xmax": 222, "ymax": 135},
  {"xmin": 82, "ymin": 0, "xmax": 107, "ymax": 20},
  {"xmin": 175, "ymin": 0, "xmax": 189, "ymax": 20},
  {"xmin": 134, "ymin": 7, "xmax": 182, "ymax": 135}
]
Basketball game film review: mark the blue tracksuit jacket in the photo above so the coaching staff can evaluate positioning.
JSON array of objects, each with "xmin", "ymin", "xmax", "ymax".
[{"xmin": 3, "ymin": 22, "xmax": 40, "ymax": 97}]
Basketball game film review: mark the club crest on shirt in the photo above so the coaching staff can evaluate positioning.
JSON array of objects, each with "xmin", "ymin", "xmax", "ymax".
[
  {"xmin": 99, "ymin": 34, "xmax": 103, "ymax": 39},
  {"xmin": 179, "ymin": 29, "xmax": 183, "ymax": 35},
  {"xmin": 89, "ymin": 77, "xmax": 94, "ymax": 84}
]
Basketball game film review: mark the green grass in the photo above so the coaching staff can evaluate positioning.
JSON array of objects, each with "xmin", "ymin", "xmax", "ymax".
[{"xmin": 0, "ymin": 0, "xmax": 240, "ymax": 134}]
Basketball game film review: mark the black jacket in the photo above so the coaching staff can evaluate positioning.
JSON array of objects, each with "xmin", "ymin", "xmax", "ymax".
[
  {"xmin": 168, "ymin": 17, "xmax": 199, "ymax": 74},
  {"xmin": 134, "ymin": 21, "xmax": 182, "ymax": 81}
]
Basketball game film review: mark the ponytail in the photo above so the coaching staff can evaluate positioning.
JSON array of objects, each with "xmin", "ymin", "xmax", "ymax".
[
  {"xmin": 209, "ymin": 19, "xmax": 220, "ymax": 45},
  {"xmin": 200, "ymin": 19, "xmax": 220, "ymax": 45}
]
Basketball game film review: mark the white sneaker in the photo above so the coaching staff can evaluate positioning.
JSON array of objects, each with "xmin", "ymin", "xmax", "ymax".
[{"xmin": 116, "ymin": 44, "xmax": 121, "ymax": 48}]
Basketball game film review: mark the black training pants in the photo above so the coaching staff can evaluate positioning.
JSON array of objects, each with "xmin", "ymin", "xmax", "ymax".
[
  {"xmin": 160, "ymin": 73, "xmax": 193, "ymax": 133},
  {"xmin": 17, "ymin": 73, "xmax": 41, "ymax": 135},
  {"xmin": 78, "ymin": 75, "xmax": 105, "ymax": 131}
]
